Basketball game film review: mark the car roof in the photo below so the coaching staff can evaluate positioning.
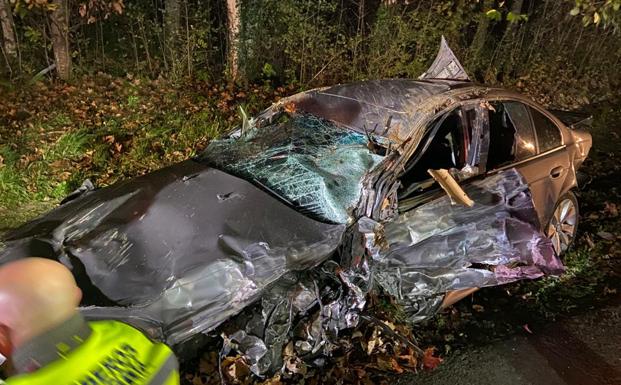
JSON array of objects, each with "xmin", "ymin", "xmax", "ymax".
[{"xmin": 268, "ymin": 78, "xmax": 481, "ymax": 144}]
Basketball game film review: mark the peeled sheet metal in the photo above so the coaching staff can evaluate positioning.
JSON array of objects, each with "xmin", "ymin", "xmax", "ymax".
[
  {"xmin": 377, "ymin": 168, "xmax": 562, "ymax": 322},
  {"xmin": 0, "ymin": 160, "xmax": 346, "ymax": 346},
  {"xmin": 219, "ymin": 169, "xmax": 562, "ymax": 374},
  {"xmin": 419, "ymin": 36, "xmax": 471, "ymax": 81},
  {"xmin": 255, "ymin": 79, "xmax": 471, "ymax": 142}
]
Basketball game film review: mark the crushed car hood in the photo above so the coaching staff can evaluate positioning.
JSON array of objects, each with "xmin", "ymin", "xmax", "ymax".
[{"xmin": 0, "ymin": 160, "xmax": 346, "ymax": 344}]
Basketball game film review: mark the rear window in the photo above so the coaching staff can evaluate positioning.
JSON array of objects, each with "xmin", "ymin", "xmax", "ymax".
[{"xmin": 530, "ymin": 108, "xmax": 562, "ymax": 152}]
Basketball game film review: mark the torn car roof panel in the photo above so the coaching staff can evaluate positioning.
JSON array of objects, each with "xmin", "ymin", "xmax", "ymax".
[{"xmin": 259, "ymin": 79, "xmax": 472, "ymax": 143}]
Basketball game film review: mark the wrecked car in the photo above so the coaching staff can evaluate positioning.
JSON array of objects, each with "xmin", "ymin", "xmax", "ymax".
[{"xmin": 0, "ymin": 38, "xmax": 592, "ymax": 371}]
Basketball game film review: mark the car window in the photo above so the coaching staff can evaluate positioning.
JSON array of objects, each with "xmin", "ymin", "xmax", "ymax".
[
  {"xmin": 398, "ymin": 108, "xmax": 468, "ymax": 198},
  {"xmin": 505, "ymin": 102, "xmax": 537, "ymax": 159},
  {"xmin": 487, "ymin": 102, "xmax": 516, "ymax": 169},
  {"xmin": 199, "ymin": 114, "xmax": 383, "ymax": 224},
  {"xmin": 486, "ymin": 101, "xmax": 537, "ymax": 170},
  {"xmin": 530, "ymin": 107, "xmax": 562, "ymax": 152}
]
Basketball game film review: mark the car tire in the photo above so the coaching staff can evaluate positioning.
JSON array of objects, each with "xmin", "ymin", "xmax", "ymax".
[{"xmin": 546, "ymin": 191, "xmax": 579, "ymax": 257}]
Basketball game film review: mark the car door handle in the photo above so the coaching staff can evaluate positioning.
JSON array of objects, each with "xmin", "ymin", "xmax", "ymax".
[{"xmin": 550, "ymin": 166, "xmax": 564, "ymax": 178}]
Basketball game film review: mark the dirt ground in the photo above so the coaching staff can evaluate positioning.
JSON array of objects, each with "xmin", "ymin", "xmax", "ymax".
[{"xmin": 398, "ymin": 303, "xmax": 621, "ymax": 385}]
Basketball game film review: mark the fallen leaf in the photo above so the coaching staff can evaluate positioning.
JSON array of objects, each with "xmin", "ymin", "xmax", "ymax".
[
  {"xmin": 603, "ymin": 202, "xmax": 619, "ymax": 217},
  {"xmin": 376, "ymin": 355, "xmax": 404, "ymax": 373},
  {"xmin": 422, "ymin": 347, "xmax": 443, "ymax": 371},
  {"xmin": 284, "ymin": 102, "xmax": 296, "ymax": 114},
  {"xmin": 597, "ymin": 231, "xmax": 615, "ymax": 241},
  {"xmin": 367, "ymin": 327, "xmax": 381, "ymax": 355},
  {"xmin": 585, "ymin": 234, "xmax": 596, "ymax": 249}
]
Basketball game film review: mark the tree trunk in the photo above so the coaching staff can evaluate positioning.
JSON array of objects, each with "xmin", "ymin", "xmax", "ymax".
[
  {"xmin": 469, "ymin": 0, "xmax": 494, "ymax": 63},
  {"xmin": 49, "ymin": 0, "xmax": 71, "ymax": 80},
  {"xmin": 164, "ymin": 0, "xmax": 180, "ymax": 46},
  {"xmin": 503, "ymin": 0, "xmax": 524, "ymax": 39},
  {"xmin": 225, "ymin": 0, "xmax": 240, "ymax": 80},
  {"xmin": 493, "ymin": 0, "xmax": 524, "ymax": 75},
  {"xmin": 0, "ymin": 0, "xmax": 17, "ymax": 57}
]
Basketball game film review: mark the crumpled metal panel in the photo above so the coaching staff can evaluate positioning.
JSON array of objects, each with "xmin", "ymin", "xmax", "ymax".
[
  {"xmin": 376, "ymin": 168, "xmax": 562, "ymax": 322},
  {"xmin": 218, "ymin": 169, "xmax": 562, "ymax": 376},
  {"xmin": 255, "ymin": 79, "xmax": 472, "ymax": 143},
  {"xmin": 219, "ymin": 217, "xmax": 380, "ymax": 376},
  {"xmin": 0, "ymin": 160, "xmax": 346, "ymax": 346},
  {"xmin": 419, "ymin": 36, "xmax": 471, "ymax": 81}
]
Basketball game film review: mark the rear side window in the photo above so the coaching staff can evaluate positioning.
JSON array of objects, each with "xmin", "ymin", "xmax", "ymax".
[
  {"xmin": 530, "ymin": 108, "xmax": 562, "ymax": 152},
  {"xmin": 487, "ymin": 101, "xmax": 539, "ymax": 170},
  {"xmin": 504, "ymin": 102, "xmax": 537, "ymax": 159}
]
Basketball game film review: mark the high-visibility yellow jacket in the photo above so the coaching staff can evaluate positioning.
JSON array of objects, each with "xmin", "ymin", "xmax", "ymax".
[{"xmin": 4, "ymin": 320, "xmax": 179, "ymax": 385}]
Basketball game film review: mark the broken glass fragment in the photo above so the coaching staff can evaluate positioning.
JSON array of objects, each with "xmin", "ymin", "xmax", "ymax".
[{"xmin": 200, "ymin": 114, "xmax": 384, "ymax": 224}]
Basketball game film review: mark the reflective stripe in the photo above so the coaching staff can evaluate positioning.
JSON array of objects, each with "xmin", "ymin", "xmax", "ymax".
[
  {"xmin": 3, "ymin": 321, "xmax": 178, "ymax": 385},
  {"xmin": 147, "ymin": 354, "xmax": 178, "ymax": 385}
]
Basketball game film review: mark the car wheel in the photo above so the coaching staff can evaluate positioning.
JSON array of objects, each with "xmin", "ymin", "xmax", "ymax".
[{"xmin": 546, "ymin": 191, "xmax": 579, "ymax": 256}]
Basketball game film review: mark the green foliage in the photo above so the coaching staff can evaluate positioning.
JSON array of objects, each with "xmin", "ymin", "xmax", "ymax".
[
  {"xmin": 487, "ymin": 9, "xmax": 528, "ymax": 23},
  {"xmin": 1, "ymin": 0, "xmax": 620, "ymax": 87},
  {"xmin": 23, "ymin": 26, "xmax": 43, "ymax": 45},
  {"xmin": 0, "ymin": 76, "xmax": 285, "ymax": 221},
  {"xmin": 261, "ymin": 63, "xmax": 277, "ymax": 79},
  {"xmin": 46, "ymin": 130, "xmax": 90, "ymax": 161},
  {"xmin": 485, "ymin": 9, "xmax": 502, "ymax": 21},
  {"xmin": 506, "ymin": 11, "xmax": 528, "ymax": 23},
  {"xmin": 572, "ymin": 0, "xmax": 621, "ymax": 27}
]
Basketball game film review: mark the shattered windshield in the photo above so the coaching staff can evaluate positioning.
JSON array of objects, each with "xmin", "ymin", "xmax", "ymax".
[{"xmin": 199, "ymin": 114, "xmax": 384, "ymax": 224}]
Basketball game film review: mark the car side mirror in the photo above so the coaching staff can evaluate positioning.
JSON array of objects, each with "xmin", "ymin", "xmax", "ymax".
[{"xmin": 427, "ymin": 169, "xmax": 474, "ymax": 207}]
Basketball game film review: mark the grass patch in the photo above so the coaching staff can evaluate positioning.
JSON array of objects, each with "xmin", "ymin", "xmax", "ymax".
[
  {"xmin": 0, "ymin": 75, "xmax": 281, "ymax": 227},
  {"xmin": 45, "ymin": 129, "xmax": 91, "ymax": 161}
]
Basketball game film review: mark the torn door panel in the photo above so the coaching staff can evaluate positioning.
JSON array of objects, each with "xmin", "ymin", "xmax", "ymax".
[
  {"xmin": 219, "ymin": 169, "xmax": 561, "ymax": 374},
  {"xmin": 377, "ymin": 168, "xmax": 561, "ymax": 322}
]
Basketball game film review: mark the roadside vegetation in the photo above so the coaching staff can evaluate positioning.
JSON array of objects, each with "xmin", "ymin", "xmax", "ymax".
[{"xmin": 0, "ymin": 78, "xmax": 293, "ymax": 230}]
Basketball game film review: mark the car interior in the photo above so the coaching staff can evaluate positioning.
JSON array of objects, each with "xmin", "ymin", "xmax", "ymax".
[
  {"xmin": 486, "ymin": 102, "xmax": 518, "ymax": 170},
  {"xmin": 398, "ymin": 109, "xmax": 468, "ymax": 199}
]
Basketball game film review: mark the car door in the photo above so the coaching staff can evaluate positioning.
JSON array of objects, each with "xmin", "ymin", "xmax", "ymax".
[
  {"xmin": 378, "ymin": 104, "xmax": 560, "ymax": 320},
  {"xmin": 395, "ymin": 104, "xmax": 478, "ymax": 211},
  {"xmin": 484, "ymin": 99, "xmax": 571, "ymax": 227}
]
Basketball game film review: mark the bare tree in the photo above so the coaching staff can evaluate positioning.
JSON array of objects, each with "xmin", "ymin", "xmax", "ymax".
[
  {"xmin": 49, "ymin": 0, "xmax": 71, "ymax": 80},
  {"xmin": 164, "ymin": 0, "xmax": 181, "ymax": 75},
  {"xmin": 0, "ymin": 0, "xmax": 17, "ymax": 57},
  {"xmin": 165, "ymin": 0, "xmax": 180, "ymax": 46},
  {"xmin": 226, "ymin": 0, "xmax": 240, "ymax": 80},
  {"xmin": 469, "ymin": 0, "xmax": 494, "ymax": 62}
]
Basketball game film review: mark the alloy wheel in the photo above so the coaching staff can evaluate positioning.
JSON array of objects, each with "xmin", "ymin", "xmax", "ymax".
[{"xmin": 547, "ymin": 196, "xmax": 578, "ymax": 256}]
